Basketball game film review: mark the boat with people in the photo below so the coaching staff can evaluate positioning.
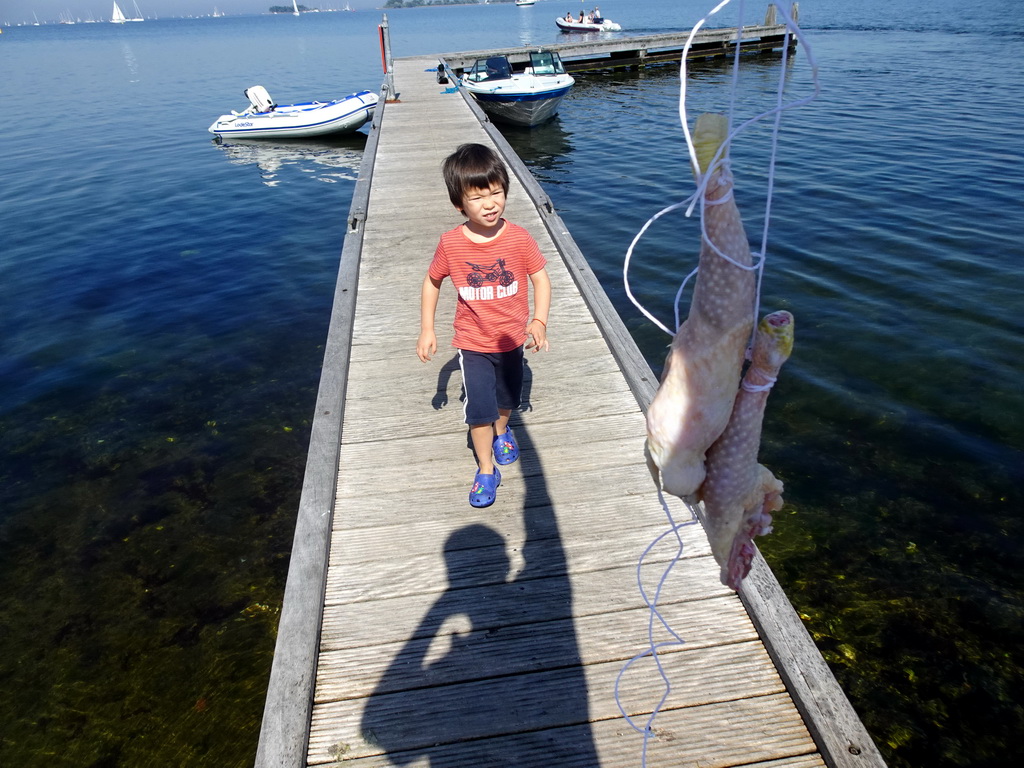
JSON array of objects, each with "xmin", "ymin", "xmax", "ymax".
[
  {"xmin": 515, "ymin": 0, "xmax": 537, "ymax": 6},
  {"xmin": 555, "ymin": 7, "xmax": 620, "ymax": 32},
  {"xmin": 460, "ymin": 51, "xmax": 574, "ymax": 127},
  {"xmin": 208, "ymin": 86, "xmax": 378, "ymax": 139}
]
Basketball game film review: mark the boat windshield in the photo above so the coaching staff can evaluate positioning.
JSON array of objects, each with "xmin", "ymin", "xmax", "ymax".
[
  {"xmin": 466, "ymin": 56, "xmax": 512, "ymax": 82},
  {"xmin": 529, "ymin": 52, "xmax": 566, "ymax": 76}
]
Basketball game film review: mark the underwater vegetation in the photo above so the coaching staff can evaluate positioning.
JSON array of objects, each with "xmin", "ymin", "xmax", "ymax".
[{"xmin": 0, "ymin": 327, "xmax": 321, "ymax": 766}]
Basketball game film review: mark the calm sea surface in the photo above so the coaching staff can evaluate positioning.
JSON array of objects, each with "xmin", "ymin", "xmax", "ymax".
[{"xmin": 2, "ymin": 1, "xmax": 1022, "ymax": 765}]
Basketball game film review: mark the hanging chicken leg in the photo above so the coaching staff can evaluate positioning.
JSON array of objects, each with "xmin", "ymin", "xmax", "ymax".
[
  {"xmin": 699, "ymin": 310, "xmax": 794, "ymax": 589},
  {"xmin": 645, "ymin": 113, "xmax": 756, "ymax": 498}
]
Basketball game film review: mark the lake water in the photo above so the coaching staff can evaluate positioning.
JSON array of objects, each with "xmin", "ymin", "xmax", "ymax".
[{"xmin": 1, "ymin": 1, "xmax": 1022, "ymax": 766}]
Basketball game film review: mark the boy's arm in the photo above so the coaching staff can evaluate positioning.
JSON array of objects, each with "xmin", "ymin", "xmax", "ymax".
[
  {"xmin": 417, "ymin": 274, "xmax": 443, "ymax": 362},
  {"xmin": 526, "ymin": 267, "xmax": 551, "ymax": 353}
]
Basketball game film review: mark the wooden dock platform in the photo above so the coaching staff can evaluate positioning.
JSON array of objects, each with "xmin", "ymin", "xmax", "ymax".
[
  {"xmin": 440, "ymin": 4, "xmax": 799, "ymax": 74},
  {"xmin": 254, "ymin": 45, "xmax": 885, "ymax": 768}
]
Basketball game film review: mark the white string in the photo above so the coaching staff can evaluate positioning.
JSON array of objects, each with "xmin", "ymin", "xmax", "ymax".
[
  {"xmin": 622, "ymin": 0, "xmax": 820, "ymax": 339},
  {"xmin": 741, "ymin": 369, "xmax": 777, "ymax": 392},
  {"xmin": 613, "ymin": 486, "xmax": 698, "ymax": 763},
  {"xmin": 617, "ymin": 3, "xmax": 819, "ymax": 762},
  {"xmin": 623, "ymin": 199, "xmax": 694, "ymax": 336}
]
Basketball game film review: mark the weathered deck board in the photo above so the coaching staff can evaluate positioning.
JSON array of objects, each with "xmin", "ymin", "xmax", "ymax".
[
  {"xmin": 309, "ymin": 644, "xmax": 793, "ymax": 762},
  {"xmin": 310, "ymin": 694, "xmax": 819, "ymax": 767},
  {"xmin": 319, "ymin": 555, "xmax": 732, "ymax": 652},
  {"xmin": 314, "ymin": 595, "xmax": 759, "ymax": 700}
]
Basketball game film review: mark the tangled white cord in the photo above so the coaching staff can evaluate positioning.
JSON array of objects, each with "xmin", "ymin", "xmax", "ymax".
[
  {"xmin": 616, "ymin": 2, "xmax": 819, "ymax": 764},
  {"xmin": 623, "ymin": 0, "xmax": 819, "ymax": 340},
  {"xmin": 613, "ymin": 487, "xmax": 699, "ymax": 756}
]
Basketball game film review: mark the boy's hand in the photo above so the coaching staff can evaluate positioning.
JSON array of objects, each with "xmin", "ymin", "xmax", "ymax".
[
  {"xmin": 526, "ymin": 319, "xmax": 549, "ymax": 353},
  {"xmin": 417, "ymin": 330, "xmax": 437, "ymax": 362}
]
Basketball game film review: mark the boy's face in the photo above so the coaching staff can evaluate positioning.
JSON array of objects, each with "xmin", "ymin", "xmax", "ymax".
[{"xmin": 459, "ymin": 184, "xmax": 506, "ymax": 232}]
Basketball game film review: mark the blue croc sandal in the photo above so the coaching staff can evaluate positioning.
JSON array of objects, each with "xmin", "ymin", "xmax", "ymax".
[
  {"xmin": 493, "ymin": 427, "xmax": 519, "ymax": 466},
  {"xmin": 469, "ymin": 467, "xmax": 501, "ymax": 508}
]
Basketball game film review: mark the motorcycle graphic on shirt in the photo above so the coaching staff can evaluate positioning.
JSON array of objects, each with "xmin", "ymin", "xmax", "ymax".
[{"xmin": 465, "ymin": 259, "xmax": 515, "ymax": 288}]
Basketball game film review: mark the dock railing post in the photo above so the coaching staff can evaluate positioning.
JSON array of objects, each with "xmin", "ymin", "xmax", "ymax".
[{"xmin": 379, "ymin": 14, "xmax": 397, "ymax": 101}]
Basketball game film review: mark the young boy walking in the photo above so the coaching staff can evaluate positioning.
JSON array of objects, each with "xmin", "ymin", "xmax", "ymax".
[{"xmin": 417, "ymin": 143, "xmax": 551, "ymax": 508}]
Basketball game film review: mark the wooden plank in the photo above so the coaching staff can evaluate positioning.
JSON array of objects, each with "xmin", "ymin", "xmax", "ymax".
[
  {"xmin": 337, "ymin": 388, "xmax": 639, "ymax": 443},
  {"xmin": 318, "ymin": 698, "xmax": 824, "ymax": 766},
  {"xmin": 343, "ymin": 366, "xmax": 633, "ymax": 407},
  {"xmin": 308, "ymin": 645, "xmax": 796, "ymax": 763},
  {"xmin": 313, "ymin": 596, "xmax": 759, "ymax": 701},
  {"xmin": 320, "ymin": 557, "xmax": 730, "ymax": 652},
  {"xmin": 309, "ymin": 692, "xmax": 815, "ymax": 767},
  {"xmin": 329, "ymin": 459, "xmax": 681, "ymax": 527},
  {"xmin": 324, "ymin": 518, "xmax": 711, "ymax": 607},
  {"xmin": 326, "ymin": 492, "xmax": 705, "ymax": 561},
  {"xmin": 330, "ymin": 411, "xmax": 655, "ymax": 495}
]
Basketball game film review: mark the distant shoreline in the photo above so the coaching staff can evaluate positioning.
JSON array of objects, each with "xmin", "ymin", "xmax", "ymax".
[{"xmin": 382, "ymin": 1, "xmax": 516, "ymax": 9}]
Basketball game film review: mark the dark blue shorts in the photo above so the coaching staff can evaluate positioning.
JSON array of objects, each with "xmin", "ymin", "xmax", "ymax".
[{"xmin": 458, "ymin": 347, "xmax": 524, "ymax": 425}]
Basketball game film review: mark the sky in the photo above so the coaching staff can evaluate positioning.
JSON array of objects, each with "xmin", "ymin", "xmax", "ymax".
[{"xmin": 1, "ymin": 1, "xmax": 379, "ymax": 24}]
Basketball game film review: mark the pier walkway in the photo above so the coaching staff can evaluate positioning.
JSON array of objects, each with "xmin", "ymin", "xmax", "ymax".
[
  {"xmin": 441, "ymin": 5, "xmax": 798, "ymax": 75},
  {"xmin": 255, "ymin": 49, "xmax": 884, "ymax": 768}
]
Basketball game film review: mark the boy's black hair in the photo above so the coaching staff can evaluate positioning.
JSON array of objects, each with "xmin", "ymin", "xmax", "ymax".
[{"xmin": 442, "ymin": 143, "xmax": 510, "ymax": 211}]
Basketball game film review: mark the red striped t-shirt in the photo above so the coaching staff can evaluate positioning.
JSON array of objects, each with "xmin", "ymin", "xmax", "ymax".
[{"xmin": 428, "ymin": 221, "xmax": 547, "ymax": 353}]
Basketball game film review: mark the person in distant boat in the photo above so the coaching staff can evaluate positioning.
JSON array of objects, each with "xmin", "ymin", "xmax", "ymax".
[
  {"xmin": 565, "ymin": 11, "xmax": 573, "ymax": 22},
  {"xmin": 579, "ymin": 11, "xmax": 585, "ymax": 22},
  {"xmin": 417, "ymin": 144, "xmax": 551, "ymax": 509},
  {"xmin": 593, "ymin": 6, "xmax": 602, "ymax": 22}
]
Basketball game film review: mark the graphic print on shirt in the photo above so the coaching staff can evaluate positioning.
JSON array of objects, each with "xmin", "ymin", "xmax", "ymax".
[
  {"xmin": 459, "ymin": 259, "xmax": 519, "ymax": 302},
  {"xmin": 466, "ymin": 259, "xmax": 515, "ymax": 287}
]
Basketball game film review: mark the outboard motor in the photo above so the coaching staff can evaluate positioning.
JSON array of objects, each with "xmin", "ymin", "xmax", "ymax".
[{"xmin": 244, "ymin": 85, "xmax": 276, "ymax": 113}]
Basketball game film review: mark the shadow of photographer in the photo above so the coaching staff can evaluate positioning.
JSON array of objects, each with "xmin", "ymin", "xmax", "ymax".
[{"xmin": 361, "ymin": 421, "xmax": 597, "ymax": 765}]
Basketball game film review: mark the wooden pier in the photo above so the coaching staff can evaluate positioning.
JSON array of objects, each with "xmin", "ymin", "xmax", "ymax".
[
  {"xmin": 441, "ymin": 4, "xmax": 799, "ymax": 75},
  {"xmin": 254, "ymin": 30, "xmax": 885, "ymax": 768}
]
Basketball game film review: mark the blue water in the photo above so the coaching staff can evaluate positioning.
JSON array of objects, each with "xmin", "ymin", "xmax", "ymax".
[{"xmin": 1, "ymin": 1, "xmax": 1022, "ymax": 766}]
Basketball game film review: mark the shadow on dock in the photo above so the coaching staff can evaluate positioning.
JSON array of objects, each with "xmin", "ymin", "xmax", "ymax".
[{"xmin": 360, "ymin": 417, "xmax": 599, "ymax": 763}]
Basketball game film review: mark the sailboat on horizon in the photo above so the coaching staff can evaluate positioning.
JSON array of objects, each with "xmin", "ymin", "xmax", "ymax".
[
  {"xmin": 111, "ymin": 1, "xmax": 144, "ymax": 23},
  {"xmin": 292, "ymin": 0, "xmax": 300, "ymax": 16}
]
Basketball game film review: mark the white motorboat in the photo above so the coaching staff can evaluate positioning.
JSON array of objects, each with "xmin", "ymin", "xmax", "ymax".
[
  {"xmin": 555, "ymin": 14, "xmax": 621, "ymax": 33},
  {"xmin": 515, "ymin": 1, "xmax": 537, "ymax": 6},
  {"xmin": 461, "ymin": 51, "xmax": 574, "ymax": 127},
  {"xmin": 208, "ymin": 86, "xmax": 378, "ymax": 140}
]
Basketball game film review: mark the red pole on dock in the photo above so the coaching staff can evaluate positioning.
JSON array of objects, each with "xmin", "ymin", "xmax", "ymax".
[{"xmin": 379, "ymin": 14, "xmax": 397, "ymax": 102}]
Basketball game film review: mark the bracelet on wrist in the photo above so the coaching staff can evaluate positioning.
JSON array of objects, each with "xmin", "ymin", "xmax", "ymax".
[{"xmin": 531, "ymin": 318, "xmax": 546, "ymax": 327}]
